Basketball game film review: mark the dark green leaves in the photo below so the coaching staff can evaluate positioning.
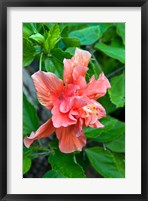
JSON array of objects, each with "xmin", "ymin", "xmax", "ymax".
[
  {"xmin": 44, "ymin": 58, "xmax": 55, "ymax": 73},
  {"xmin": 95, "ymin": 43, "xmax": 125, "ymax": 64},
  {"xmin": 45, "ymin": 48, "xmax": 72, "ymax": 78},
  {"xmin": 116, "ymin": 23, "xmax": 125, "ymax": 45},
  {"xmin": 69, "ymin": 24, "xmax": 111, "ymax": 45},
  {"xmin": 23, "ymin": 22, "xmax": 125, "ymax": 178},
  {"xmin": 62, "ymin": 37, "xmax": 80, "ymax": 47},
  {"xmin": 23, "ymin": 39, "xmax": 35, "ymax": 67},
  {"xmin": 105, "ymin": 134, "xmax": 125, "ymax": 153},
  {"xmin": 48, "ymin": 149, "xmax": 86, "ymax": 178},
  {"xmin": 99, "ymin": 93, "xmax": 117, "ymax": 114},
  {"xmin": 108, "ymin": 73, "xmax": 125, "ymax": 108},
  {"xmin": 51, "ymin": 48, "xmax": 72, "ymax": 61},
  {"xmin": 85, "ymin": 147, "xmax": 125, "ymax": 178},
  {"xmin": 84, "ymin": 115, "xmax": 125, "ymax": 143},
  {"xmin": 23, "ymin": 93, "xmax": 39, "ymax": 136},
  {"xmin": 23, "ymin": 24, "xmax": 34, "ymax": 38},
  {"xmin": 42, "ymin": 170, "xmax": 65, "ymax": 178},
  {"xmin": 23, "ymin": 23, "xmax": 42, "ymax": 38},
  {"xmin": 23, "ymin": 157, "xmax": 32, "ymax": 174},
  {"xmin": 29, "ymin": 33, "xmax": 45, "ymax": 44}
]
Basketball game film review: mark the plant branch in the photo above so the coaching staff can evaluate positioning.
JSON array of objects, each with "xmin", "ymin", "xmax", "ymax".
[
  {"xmin": 39, "ymin": 52, "xmax": 43, "ymax": 71},
  {"xmin": 107, "ymin": 66, "xmax": 125, "ymax": 78}
]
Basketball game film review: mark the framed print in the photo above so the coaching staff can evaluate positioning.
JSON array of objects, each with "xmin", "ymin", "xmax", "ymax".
[{"xmin": 0, "ymin": 0, "xmax": 148, "ymax": 200}]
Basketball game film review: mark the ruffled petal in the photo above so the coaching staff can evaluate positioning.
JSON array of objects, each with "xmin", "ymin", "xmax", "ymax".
[
  {"xmin": 52, "ymin": 105, "xmax": 77, "ymax": 128},
  {"xmin": 74, "ymin": 48, "xmax": 91, "ymax": 67},
  {"xmin": 72, "ymin": 66, "xmax": 88, "ymax": 88},
  {"xmin": 63, "ymin": 84, "xmax": 80, "ymax": 98},
  {"xmin": 70, "ymin": 96, "xmax": 87, "ymax": 109},
  {"xmin": 60, "ymin": 99, "xmax": 70, "ymax": 113},
  {"xmin": 24, "ymin": 118, "xmax": 55, "ymax": 148},
  {"xmin": 32, "ymin": 71, "xmax": 63, "ymax": 109},
  {"xmin": 56, "ymin": 121, "xmax": 86, "ymax": 153},
  {"xmin": 79, "ymin": 73, "xmax": 111, "ymax": 99},
  {"xmin": 91, "ymin": 99, "xmax": 106, "ymax": 118},
  {"xmin": 89, "ymin": 120, "xmax": 104, "ymax": 128},
  {"xmin": 63, "ymin": 48, "xmax": 91, "ymax": 85}
]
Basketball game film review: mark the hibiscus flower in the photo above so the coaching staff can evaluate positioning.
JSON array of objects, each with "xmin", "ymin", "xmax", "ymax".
[{"xmin": 24, "ymin": 48, "xmax": 111, "ymax": 153}]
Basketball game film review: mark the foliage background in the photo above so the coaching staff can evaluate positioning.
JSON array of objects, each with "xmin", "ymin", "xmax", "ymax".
[{"xmin": 23, "ymin": 23, "xmax": 125, "ymax": 178}]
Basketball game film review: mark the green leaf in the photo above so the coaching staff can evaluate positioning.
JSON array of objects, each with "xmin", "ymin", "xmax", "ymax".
[
  {"xmin": 108, "ymin": 73, "xmax": 125, "ymax": 108},
  {"xmin": 99, "ymin": 92, "xmax": 117, "ymax": 114},
  {"xmin": 84, "ymin": 116, "xmax": 125, "ymax": 143},
  {"xmin": 65, "ymin": 47, "xmax": 76, "ymax": 55},
  {"xmin": 50, "ymin": 57, "xmax": 63, "ymax": 79},
  {"xmin": 23, "ymin": 23, "xmax": 42, "ymax": 38},
  {"xmin": 61, "ymin": 23, "xmax": 89, "ymax": 37},
  {"xmin": 29, "ymin": 33, "xmax": 45, "ymax": 44},
  {"xmin": 92, "ymin": 120, "xmax": 125, "ymax": 143},
  {"xmin": 49, "ymin": 48, "xmax": 72, "ymax": 78},
  {"xmin": 116, "ymin": 23, "xmax": 125, "ymax": 45},
  {"xmin": 48, "ymin": 149, "xmax": 86, "ymax": 178},
  {"xmin": 62, "ymin": 37, "xmax": 80, "ymax": 47},
  {"xmin": 86, "ymin": 59, "xmax": 102, "ymax": 81},
  {"xmin": 102, "ymin": 26, "xmax": 117, "ymax": 43},
  {"xmin": 42, "ymin": 170, "xmax": 65, "ymax": 178},
  {"xmin": 34, "ymin": 45, "xmax": 42, "ymax": 55},
  {"xmin": 44, "ymin": 57, "xmax": 55, "ymax": 73},
  {"xmin": 44, "ymin": 24, "xmax": 60, "ymax": 52},
  {"xmin": 69, "ymin": 24, "xmax": 111, "ymax": 45},
  {"xmin": 95, "ymin": 43, "xmax": 125, "ymax": 63},
  {"xmin": 23, "ymin": 93, "xmax": 39, "ymax": 136},
  {"xmin": 85, "ymin": 147, "xmax": 125, "ymax": 178},
  {"xmin": 23, "ymin": 38, "xmax": 35, "ymax": 67},
  {"xmin": 76, "ymin": 152, "xmax": 89, "ymax": 170},
  {"xmin": 44, "ymin": 56, "xmax": 63, "ymax": 79},
  {"xmin": 110, "ymin": 36, "xmax": 124, "ymax": 48},
  {"xmin": 23, "ymin": 157, "xmax": 32, "ymax": 174},
  {"xmin": 51, "ymin": 48, "xmax": 72, "ymax": 61},
  {"xmin": 105, "ymin": 134, "xmax": 125, "ymax": 153},
  {"xmin": 23, "ymin": 24, "xmax": 33, "ymax": 38}
]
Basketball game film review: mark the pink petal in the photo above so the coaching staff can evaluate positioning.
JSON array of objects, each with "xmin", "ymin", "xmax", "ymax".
[
  {"xmin": 63, "ymin": 48, "xmax": 91, "ymax": 85},
  {"xmin": 63, "ymin": 84, "xmax": 80, "ymax": 97},
  {"xmin": 63, "ymin": 59, "xmax": 74, "ymax": 84},
  {"xmin": 74, "ymin": 48, "xmax": 91, "ymax": 67},
  {"xmin": 56, "ymin": 121, "xmax": 86, "ymax": 153},
  {"xmin": 70, "ymin": 96, "xmax": 87, "ymax": 109},
  {"xmin": 51, "ymin": 105, "xmax": 77, "ymax": 128},
  {"xmin": 78, "ymin": 73, "xmax": 111, "ymax": 99},
  {"xmin": 99, "ymin": 73, "xmax": 111, "ymax": 89},
  {"xmin": 89, "ymin": 120, "xmax": 104, "ymax": 128},
  {"xmin": 32, "ymin": 71, "xmax": 63, "ymax": 109},
  {"xmin": 91, "ymin": 99, "xmax": 106, "ymax": 118},
  {"xmin": 60, "ymin": 99, "xmax": 70, "ymax": 113},
  {"xmin": 72, "ymin": 66, "xmax": 88, "ymax": 88},
  {"xmin": 24, "ymin": 118, "xmax": 55, "ymax": 148}
]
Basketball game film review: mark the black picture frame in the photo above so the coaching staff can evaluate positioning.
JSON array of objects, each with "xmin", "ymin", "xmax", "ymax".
[{"xmin": 0, "ymin": 0, "xmax": 148, "ymax": 200}]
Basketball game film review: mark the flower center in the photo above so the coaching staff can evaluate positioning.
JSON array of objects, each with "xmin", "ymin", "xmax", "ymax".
[
  {"xmin": 82, "ymin": 104, "xmax": 97, "ymax": 115},
  {"xmin": 58, "ymin": 93, "xmax": 64, "ymax": 100}
]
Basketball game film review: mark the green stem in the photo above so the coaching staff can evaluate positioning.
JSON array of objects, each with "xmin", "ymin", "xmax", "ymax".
[
  {"xmin": 29, "ymin": 151, "xmax": 50, "ymax": 157},
  {"xmin": 38, "ymin": 139, "xmax": 42, "ymax": 147},
  {"xmin": 30, "ymin": 23, "xmax": 37, "ymax": 33},
  {"xmin": 103, "ymin": 144, "xmax": 107, "ymax": 151},
  {"xmin": 107, "ymin": 66, "xmax": 124, "ymax": 78},
  {"xmin": 39, "ymin": 52, "xmax": 43, "ymax": 71},
  {"xmin": 92, "ymin": 55, "xmax": 103, "ymax": 73}
]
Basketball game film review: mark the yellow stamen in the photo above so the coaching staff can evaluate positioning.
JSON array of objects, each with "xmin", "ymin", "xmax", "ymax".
[{"xmin": 83, "ymin": 104, "xmax": 97, "ymax": 115}]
